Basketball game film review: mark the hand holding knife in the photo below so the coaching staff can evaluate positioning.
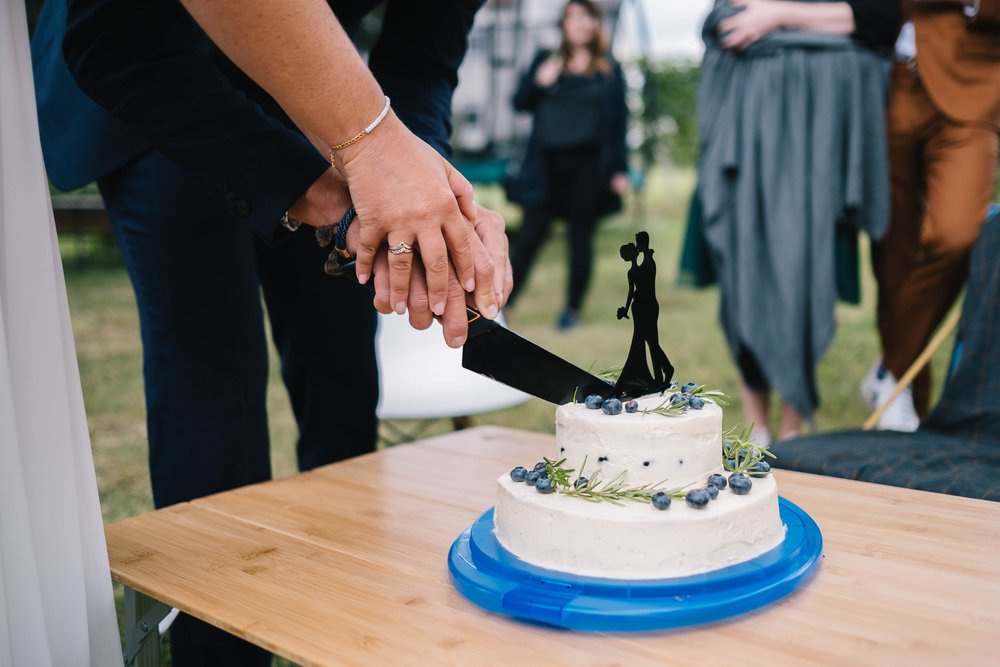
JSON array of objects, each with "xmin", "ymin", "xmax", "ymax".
[{"xmin": 335, "ymin": 258, "xmax": 615, "ymax": 405}]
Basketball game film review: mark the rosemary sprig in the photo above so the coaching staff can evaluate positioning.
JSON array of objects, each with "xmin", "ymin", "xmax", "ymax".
[
  {"xmin": 545, "ymin": 457, "xmax": 686, "ymax": 505},
  {"xmin": 641, "ymin": 384, "xmax": 731, "ymax": 417},
  {"xmin": 722, "ymin": 423, "xmax": 777, "ymax": 474},
  {"xmin": 543, "ymin": 456, "xmax": 574, "ymax": 488}
]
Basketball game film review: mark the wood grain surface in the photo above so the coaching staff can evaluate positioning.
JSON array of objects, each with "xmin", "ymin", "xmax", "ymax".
[{"xmin": 105, "ymin": 426, "xmax": 1000, "ymax": 666}]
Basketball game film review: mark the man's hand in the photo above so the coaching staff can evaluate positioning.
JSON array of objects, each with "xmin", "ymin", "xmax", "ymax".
[
  {"xmin": 471, "ymin": 203, "xmax": 512, "ymax": 312},
  {"xmin": 368, "ymin": 202, "xmax": 511, "ymax": 349},
  {"xmin": 286, "ymin": 167, "xmax": 351, "ymax": 227}
]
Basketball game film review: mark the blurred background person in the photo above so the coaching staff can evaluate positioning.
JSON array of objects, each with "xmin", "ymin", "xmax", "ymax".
[
  {"xmin": 505, "ymin": 0, "xmax": 630, "ymax": 331},
  {"xmin": 863, "ymin": 0, "xmax": 1000, "ymax": 431},
  {"xmin": 697, "ymin": 0, "xmax": 899, "ymax": 444}
]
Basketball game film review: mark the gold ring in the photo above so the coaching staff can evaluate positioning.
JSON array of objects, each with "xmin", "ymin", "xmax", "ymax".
[{"xmin": 388, "ymin": 241, "xmax": 415, "ymax": 255}]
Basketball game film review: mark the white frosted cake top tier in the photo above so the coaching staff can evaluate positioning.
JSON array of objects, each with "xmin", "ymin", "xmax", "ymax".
[{"xmin": 555, "ymin": 395, "xmax": 722, "ymax": 488}]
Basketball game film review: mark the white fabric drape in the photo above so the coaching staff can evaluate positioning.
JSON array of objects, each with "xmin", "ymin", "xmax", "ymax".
[{"xmin": 0, "ymin": 1, "xmax": 123, "ymax": 664}]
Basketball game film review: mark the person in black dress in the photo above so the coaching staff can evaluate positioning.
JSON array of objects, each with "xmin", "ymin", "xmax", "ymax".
[{"xmin": 506, "ymin": 0, "xmax": 629, "ymax": 331}]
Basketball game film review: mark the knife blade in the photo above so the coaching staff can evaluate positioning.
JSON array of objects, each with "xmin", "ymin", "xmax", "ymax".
[{"xmin": 334, "ymin": 259, "xmax": 613, "ymax": 404}]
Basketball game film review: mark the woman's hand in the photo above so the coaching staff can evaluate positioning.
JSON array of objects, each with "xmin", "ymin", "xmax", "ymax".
[
  {"xmin": 370, "ymin": 203, "xmax": 511, "ymax": 348},
  {"xmin": 719, "ymin": 0, "xmax": 785, "ymax": 50},
  {"xmin": 372, "ymin": 250, "xmax": 472, "ymax": 348},
  {"xmin": 610, "ymin": 172, "xmax": 630, "ymax": 196},
  {"xmin": 336, "ymin": 112, "xmax": 494, "ymax": 320},
  {"xmin": 534, "ymin": 57, "xmax": 563, "ymax": 88}
]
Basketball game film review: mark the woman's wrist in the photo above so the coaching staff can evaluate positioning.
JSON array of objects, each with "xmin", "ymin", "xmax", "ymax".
[{"xmin": 333, "ymin": 109, "xmax": 405, "ymax": 174}]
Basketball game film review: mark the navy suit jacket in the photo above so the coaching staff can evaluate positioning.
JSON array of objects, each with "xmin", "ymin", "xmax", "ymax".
[
  {"xmin": 34, "ymin": 0, "xmax": 482, "ymax": 240},
  {"xmin": 31, "ymin": 0, "xmax": 147, "ymax": 192}
]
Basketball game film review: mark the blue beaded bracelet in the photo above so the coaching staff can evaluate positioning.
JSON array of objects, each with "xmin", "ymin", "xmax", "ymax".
[
  {"xmin": 333, "ymin": 206, "xmax": 356, "ymax": 257},
  {"xmin": 314, "ymin": 206, "xmax": 356, "ymax": 255}
]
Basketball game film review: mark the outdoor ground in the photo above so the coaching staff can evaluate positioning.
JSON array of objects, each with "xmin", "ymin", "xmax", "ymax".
[{"xmin": 62, "ymin": 168, "xmax": 953, "ymax": 665}]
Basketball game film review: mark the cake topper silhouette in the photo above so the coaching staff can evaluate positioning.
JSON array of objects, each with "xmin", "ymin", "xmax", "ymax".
[{"xmin": 613, "ymin": 231, "xmax": 674, "ymax": 397}]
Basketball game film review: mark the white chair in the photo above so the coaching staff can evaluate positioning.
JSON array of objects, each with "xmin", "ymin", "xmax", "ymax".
[{"xmin": 376, "ymin": 311, "xmax": 529, "ymax": 443}]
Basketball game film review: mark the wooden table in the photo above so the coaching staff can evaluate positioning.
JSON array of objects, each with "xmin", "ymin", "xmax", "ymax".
[{"xmin": 106, "ymin": 426, "xmax": 1000, "ymax": 666}]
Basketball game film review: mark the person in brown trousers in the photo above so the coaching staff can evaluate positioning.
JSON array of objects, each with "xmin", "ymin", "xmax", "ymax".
[{"xmin": 863, "ymin": 0, "xmax": 1000, "ymax": 431}]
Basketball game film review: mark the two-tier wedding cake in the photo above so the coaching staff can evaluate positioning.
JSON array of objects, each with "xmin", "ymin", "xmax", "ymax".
[{"xmin": 493, "ymin": 390, "xmax": 785, "ymax": 580}]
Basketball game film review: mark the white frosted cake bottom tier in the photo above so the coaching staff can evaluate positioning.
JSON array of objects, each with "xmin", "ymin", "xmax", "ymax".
[{"xmin": 493, "ymin": 473, "xmax": 785, "ymax": 580}]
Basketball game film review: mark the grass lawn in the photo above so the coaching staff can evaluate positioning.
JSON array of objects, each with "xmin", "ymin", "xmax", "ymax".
[{"xmin": 62, "ymin": 167, "xmax": 954, "ymax": 664}]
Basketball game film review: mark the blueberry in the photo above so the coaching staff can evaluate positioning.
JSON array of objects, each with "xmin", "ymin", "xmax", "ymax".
[
  {"xmin": 537, "ymin": 469, "xmax": 550, "ymax": 479},
  {"xmin": 535, "ymin": 477, "xmax": 555, "ymax": 494},
  {"xmin": 651, "ymin": 492, "xmax": 672, "ymax": 510},
  {"xmin": 532, "ymin": 462, "xmax": 547, "ymax": 472},
  {"xmin": 724, "ymin": 458, "xmax": 736, "ymax": 471},
  {"xmin": 704, "ymin": 484, "xmax": 719, "ymax": 500},
  {"xmin": 584, "ymin": 394, "xmax": 604, "ymax": 409},
  {"xmin": 729, "ymin": 473, "xmax": 752, "ymax": 495},
  {"xmin": 681, "ymin": 382, "xmax": 698, "ymax": 393},
  {"xmin": 510, "ymin": 466, "xmax": 527, "ymax": 482},
  {"xmin": 624, "ymin": 399, "xmax": 639, "ymax": 413},
  {"xmin": 574, "ymin": 476, "xmax": 589, "ymax": 489},
  {"xmin": 525, "ymin": 471, "xmax": 541, "ymax": 486},
  {"xmin": 685, "ymin": 489, "xmax": 711, "ymax": 509},
  {"xmin": 708, "ymin": 473, "xmax": 728, "ymax": 490},
  {"xmin": 669, "ymin": 393, "xmax": 686, "ymax": 405},
  {"xmin": 749, "ymin": 461, "xmax": 771, "ymax": 477},
  {"xmin": 688, "ymin": 396, "xmax": 705, "ymax": 410},
  {"xmin": 602, "ymin": 398, "xmax": 623, "ymax": 415}
]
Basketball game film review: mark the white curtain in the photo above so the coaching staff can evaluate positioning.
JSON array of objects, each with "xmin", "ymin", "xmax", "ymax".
[{"xmin": 0, "ymin": 0, "xmax": 123, "ymax": 664}]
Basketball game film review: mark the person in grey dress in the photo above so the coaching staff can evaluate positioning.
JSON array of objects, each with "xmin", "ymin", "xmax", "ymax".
[{"xmin": 697, "ymin": 0, "xmax": 898, "ymax": 443}]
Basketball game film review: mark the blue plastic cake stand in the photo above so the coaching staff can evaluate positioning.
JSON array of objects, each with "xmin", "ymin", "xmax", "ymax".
[{"xmin": 448, "ymin": 497, "xmax": 822, "ymax": 631}]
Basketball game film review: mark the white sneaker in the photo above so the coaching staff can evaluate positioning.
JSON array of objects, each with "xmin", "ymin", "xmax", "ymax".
[
  {"xmin": 859, "ymin": 359, "xmax": 883, "ymax": 410},
  {"xmin": 876, "ymin": 384, "xmax": 920, "ymax": 432},
  {"xmin": 861, "ymin": 360, "xmax": 920, "ymax": 432}
]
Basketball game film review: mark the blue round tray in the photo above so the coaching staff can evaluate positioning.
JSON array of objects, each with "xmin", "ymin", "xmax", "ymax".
[{"xmin": 448, "ymin": 497, "xmax": 822, "ymax": 631}]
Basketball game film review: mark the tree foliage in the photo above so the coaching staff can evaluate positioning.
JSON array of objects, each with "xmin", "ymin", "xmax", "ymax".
[{"xmin": 636, "ymin": 59, "xmax": 701, "ymax": 168}]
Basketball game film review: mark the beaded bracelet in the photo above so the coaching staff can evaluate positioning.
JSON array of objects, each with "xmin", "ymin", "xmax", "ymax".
[
  {"xmin": 328, "ymin": 96, "xmax": 391, "ymax": 162},
  {"xmin": 314, "ymin": 206, "xmax": 356, "ymax": 252},
  {"xmin": 318, "ymin": 206, "xmax": 357, "ymax": 276}
]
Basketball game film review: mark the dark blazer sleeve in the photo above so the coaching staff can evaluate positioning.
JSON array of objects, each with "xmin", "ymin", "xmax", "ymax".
[
  {"xmin": 63, "ymin": 0, "xmax": 329, "ymax": 242},
  {"xmin": 512, "ymin": 50, "xmax": 552, "ymax": 112},
  {"xmin": 370, "ymin": 0, "xmax": 485, "ymax": 159},
  {"xmin": 846, "ymin": 0, "xmax": 901, "ymax": 50}
]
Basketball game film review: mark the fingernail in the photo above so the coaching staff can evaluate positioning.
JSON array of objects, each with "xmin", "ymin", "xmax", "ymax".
[
  {"xmin": 357, "ymin": 272, "xmax": 369, "ymax": 284},
  {"xmin": 450, "ymin": 336, "xmax": 466, "ymax": 348},
  {"xmin": 394, "ymin": 301, "xmax": 406, "ymax": 315},
  {"xmin": 432, "ymin": 301, "xmax": 445, "ymax": 316},
  {"xmin": 486, "ymin": 304, "xmax": 498, "ymax": 319},
  {"xmin": 465, "ymin": 278, "xmax": 474, "ymax": 292}
]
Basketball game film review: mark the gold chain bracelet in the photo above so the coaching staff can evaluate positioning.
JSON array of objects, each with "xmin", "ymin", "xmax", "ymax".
[{"xmin": 328, "ymin": 95, "xmax": 391, "ymax": 163}]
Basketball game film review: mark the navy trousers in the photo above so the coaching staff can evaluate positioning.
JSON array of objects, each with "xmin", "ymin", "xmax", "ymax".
[{"xmin": 98, "ymin": 150, "xmax": 379, "ymax": 666}]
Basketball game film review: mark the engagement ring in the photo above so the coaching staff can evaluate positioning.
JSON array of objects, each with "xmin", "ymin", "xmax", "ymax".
[{"xmin": 388, "ymin": 241, "xmax": 415, "ymax": 255}]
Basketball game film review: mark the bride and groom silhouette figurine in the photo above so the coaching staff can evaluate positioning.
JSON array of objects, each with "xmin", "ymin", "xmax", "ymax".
[{"xmin": 613, "ymin": 231, "xmax": 675, "ymax": 398}]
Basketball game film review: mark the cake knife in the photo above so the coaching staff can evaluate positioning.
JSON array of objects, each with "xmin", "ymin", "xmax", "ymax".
[{"xmin": 335, "ymin": 259, "xmax": 614, "ymax": 405}]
